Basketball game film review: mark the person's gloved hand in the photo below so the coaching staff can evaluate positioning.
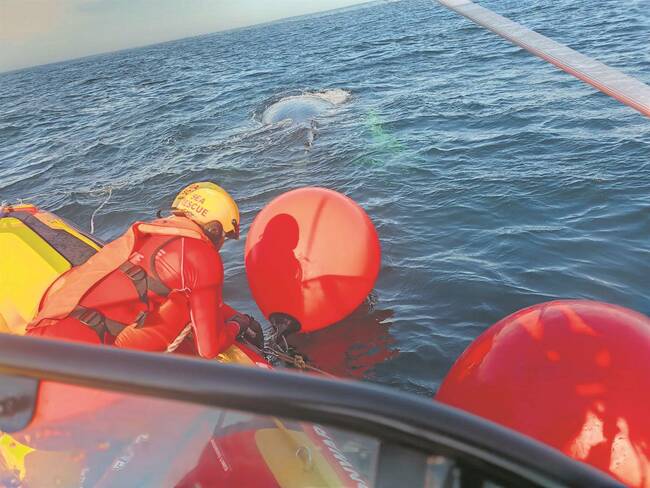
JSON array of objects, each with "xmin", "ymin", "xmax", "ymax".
[
  {"xmin": 229, "ymin": 313, "xmax": 264, "ymax": 349},
  {"xmin": 269, "ymin": 313, "xmax": 300, "ymax": 341}
]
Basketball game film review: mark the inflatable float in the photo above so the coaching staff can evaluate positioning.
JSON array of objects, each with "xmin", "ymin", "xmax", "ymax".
[
  {"xmin": 0, "ymin": 204, "xmax": 101, "ymax": 336},
  {"xmin": 0, "ymin": 200, "xmax": 379, "ymax": 486},
  {"xmin": 436, "ymin": 300, "xmax": 650, "ymax": 487}
]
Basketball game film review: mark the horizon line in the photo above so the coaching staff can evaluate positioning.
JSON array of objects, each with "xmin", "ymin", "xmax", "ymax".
[{"xmin": 0, "ymin": 0, "xmax": 386, "ymax": 76}]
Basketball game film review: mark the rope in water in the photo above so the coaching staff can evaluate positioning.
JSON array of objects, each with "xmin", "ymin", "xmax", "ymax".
[
  {"xmin": 89, "ymin": 186, "xmax": 113, "ymax": 234},
  {"xmin": 265, "ymin": 343, "xmax": 336, "ymax": 378}
]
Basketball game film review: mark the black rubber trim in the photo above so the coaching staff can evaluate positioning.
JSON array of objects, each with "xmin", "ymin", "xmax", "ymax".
[
  {"xmin": 0, "ymin": 334, "xmax": 622, "ymax": 488},
  {"xmin": 8, "ymin": 211, "xmax": 101, "ymax": 266}
]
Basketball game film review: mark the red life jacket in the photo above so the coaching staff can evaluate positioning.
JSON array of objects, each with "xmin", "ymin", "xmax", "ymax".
[{"xmin": 28, "ymin": 216, "xmax": 211, "ymax": 340}]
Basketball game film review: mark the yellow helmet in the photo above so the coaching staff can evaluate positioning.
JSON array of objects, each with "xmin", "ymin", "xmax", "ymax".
[{"xmin": 172, "ymin": 182, "xmax": 240, "ymax": 239}]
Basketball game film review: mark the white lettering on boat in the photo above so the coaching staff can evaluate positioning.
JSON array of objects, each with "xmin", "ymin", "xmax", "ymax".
[
  {"xmin": 312, "ymin": 424, "xmax": 368, "ymax": 488},
  {"xmin": 210, "ymin": 438, "xmax": 231, "ymax": 472},
  {"xmin": 111, "ymin": 433, "xmax": 149, "ymax": 472}
]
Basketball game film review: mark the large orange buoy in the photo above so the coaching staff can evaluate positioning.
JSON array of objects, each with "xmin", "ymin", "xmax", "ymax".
[
  {"xmin": 245, "ymin": 187, "xmax": 380, "ymax": 333},
  {"xmin": 436, "ymin": 300, "xmax": 650, "ymax": 486}
]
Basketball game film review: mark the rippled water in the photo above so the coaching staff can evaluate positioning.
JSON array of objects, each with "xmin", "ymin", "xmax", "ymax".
[{"xmin": 1, "ymin": 0, "xmax": 649, "ymax": 396}]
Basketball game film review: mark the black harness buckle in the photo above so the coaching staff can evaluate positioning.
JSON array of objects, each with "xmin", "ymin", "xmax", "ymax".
[{"xmin": 71, "ymin": 307, "xmax": 108, "ymax": 341}]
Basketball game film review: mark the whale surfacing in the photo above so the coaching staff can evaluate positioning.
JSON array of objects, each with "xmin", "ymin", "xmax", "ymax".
[
  {"xmin": 260, "ymin": 89, "xmax": 350, "ymax": 126},
  {"xmin": 261, "ymin": 95, "xmax": 333, "ymax": 125}
]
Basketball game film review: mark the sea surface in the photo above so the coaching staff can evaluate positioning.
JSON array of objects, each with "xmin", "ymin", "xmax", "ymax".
[{"xmin": 1, "ymin": 0, "xmax": 649, "ymax": 396}]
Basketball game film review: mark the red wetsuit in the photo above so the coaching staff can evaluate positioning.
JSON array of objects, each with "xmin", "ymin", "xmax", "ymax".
[{"xmin": 28, "ymin": 233, "xmax": 239, "ymax": 358}]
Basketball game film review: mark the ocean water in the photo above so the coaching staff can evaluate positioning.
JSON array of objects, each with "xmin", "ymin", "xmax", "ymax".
[{"xmin": 1, "ymin": 0, "xmax": 649, "ymax": 396}]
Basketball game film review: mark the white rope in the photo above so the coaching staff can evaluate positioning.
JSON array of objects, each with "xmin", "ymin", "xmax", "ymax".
[
  {"xmin": 166, "ymin": 324, "xmax": 192, "ymax": 353},
  {"xmin": 90, "ymin": 186, "xmax": 113, "ymax": 234}
]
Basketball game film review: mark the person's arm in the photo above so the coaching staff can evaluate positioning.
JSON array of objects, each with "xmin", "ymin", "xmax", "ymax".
[
  {"xmin": 181, "ymin": 239, "xmax": 240, "ymax": 358},
  {"xmin": 188, "ymin": 285, "xmax": 239, "ymax": 358}
]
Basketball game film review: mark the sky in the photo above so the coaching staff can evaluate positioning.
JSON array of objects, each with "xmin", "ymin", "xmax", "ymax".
[{"xmin": 0, "ymin": 0, "xmax": 371, "ymax": 73}]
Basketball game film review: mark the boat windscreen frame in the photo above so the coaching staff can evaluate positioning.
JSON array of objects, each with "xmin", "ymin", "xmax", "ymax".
[{"xmin": 0, "ymin": 333, "xmax": 621, "ymax": 487}]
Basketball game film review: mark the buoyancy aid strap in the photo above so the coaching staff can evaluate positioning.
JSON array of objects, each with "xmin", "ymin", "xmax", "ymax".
[
  {"xmin": 118, "ymin": 258, "xmax": 171, "ymax": 303},
  {"xmin": 118, "ymin": 262, "xmax": 148, "ymax": 304},
  {"xmin": 70, "ymin": 306, "xmax": 130, "ymax": 342},
  {"xmin": 147, "ymin": 276, "xmax": 171, "ymax": 297},
  {"xmin": 71, "ymin": 305, "xmax": 147, "ymax": 341}
]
